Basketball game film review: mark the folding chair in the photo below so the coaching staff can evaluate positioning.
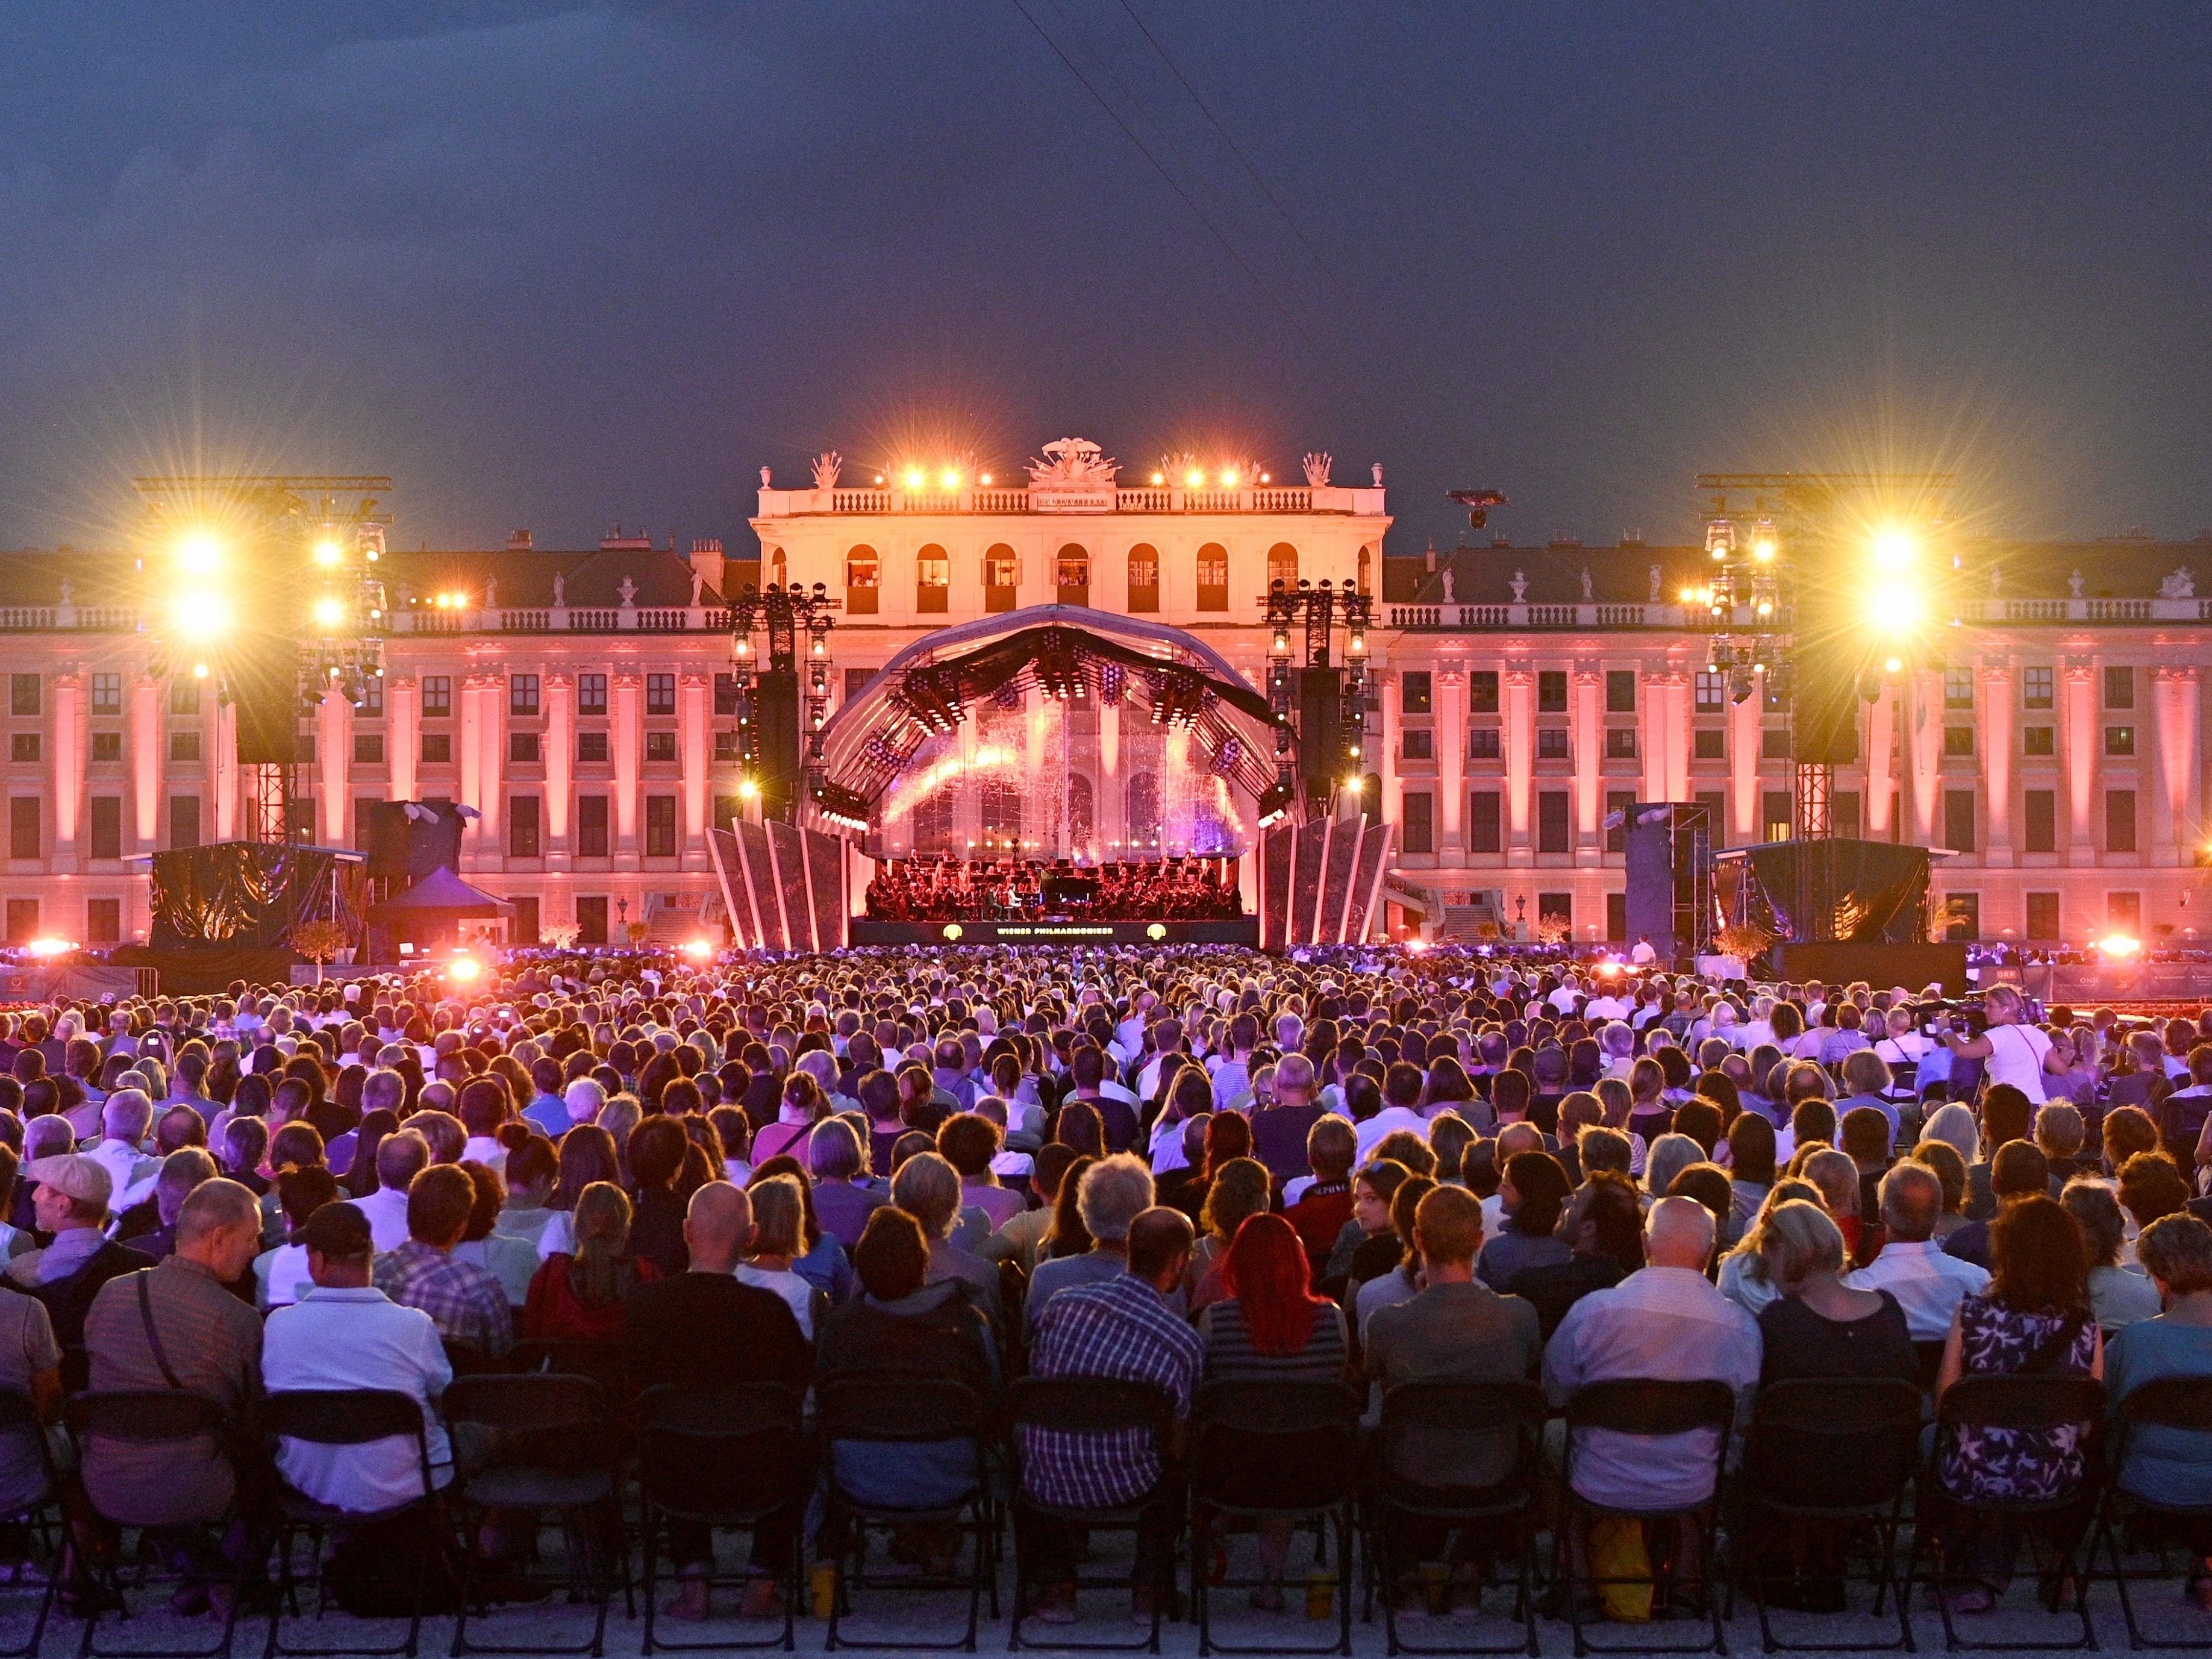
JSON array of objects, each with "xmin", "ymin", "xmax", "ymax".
[
  {"xmin": 1738, "ymin": 1377, "xmax": 1920, "ymax": 1654},
  {"xmin": 633, "ymin": 1382, "xmax": 808, "ymax": 1655},
  {"xmin": 1557, "ymin": 1378, "xmax": 1737, "ymax": 1658},
  {"xmin": 444, "ymin": 1374, "xmax": 627, "ymax": 1659},
  {"xmin": 1910, "ymin": 1373, "xmax": 2106, "ymax": 1653},
  {"xmin": 64, "ymin": 1391, "xmax": 247, "ymax": 1659},
  {"xmin": 2090, "ymin": 1375, "xmax": 2212, "ymax": 1651},
  {"xmin": 0, "ymin": 1390, "xmax": 63, "ymax": 1659},
  {"xmin": 1369, "ymin": 1380, "xmax": 1547, "ymax": 1658},
  {"xmin": 817, "ymin": 1378, "xmax": 995, "ymax": 1652},
  {"xmin": 1005, "ymin": 1377, "xmax": 1179, "ymax": 1654},
  {"xmin": 260, "ymin": 1389, "xmax": 440, "ymax": 1659},
  {"xmin": 1188, "ymin": 1379, "xmax": 1361, "ymax": 1658}
]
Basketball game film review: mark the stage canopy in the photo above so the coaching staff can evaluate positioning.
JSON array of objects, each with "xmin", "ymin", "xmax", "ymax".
[{"xmin": 812, "ymin": 605, "xmax": 1294, "ymax": 863}]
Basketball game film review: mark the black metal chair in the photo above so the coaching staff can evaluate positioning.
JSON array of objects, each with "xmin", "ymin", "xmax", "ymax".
[
  {"xmin": 1737, "ymin": 1377, "xmax": 1922, "ymax": 1654},
  {"xmin": 1368, "ymin": 1379, "xmax": 1546, "ymax": 1658},
  {"xmin": 817, "ymin": 1378, "xmax": 996, "ymax": 1652},
  {"xmin": 632, "ymin": 1382, "xmax": 808, "ymax": 1656},
  {"xmin": 1004, "ymin": 1376, "xmax": 1179, "ymax": 1654},
  {"xmin": 1556, "ymin": 1378, "xmax": 1737, "ymax": 1658},
  {"xmin": 0, "ymin": 1390, "xmax": 63, "ymax": 1659},
  {"xmin": 505, "ymin": 1343, "xmax": 628, "ymax": 1404},
  {"xmin": 1188, "ymin": 1379, "xmax": 1361, "ymax": 1658},
  {"xmin": 1910, "ymin": 1373, "xmax": 2107, "ymax": 1653},
  {"xmin": 443, "ymin": 1373, "xmax": 626, "ymax": 1659},
  {"xmin": 2089, "ymin": 1375, "xmax": 2212, "ymax": 1651},
  {"xmin": 63, "ymin": 1390, "xmax": 248, "ymax": 1659},
  {"xmin": 260, "ymin": 1389, "xmax": 439, "ymax": 1659}
]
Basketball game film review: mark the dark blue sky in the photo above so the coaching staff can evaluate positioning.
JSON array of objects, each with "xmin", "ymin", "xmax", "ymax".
[{"xmin": 2, "ymin": 2, "xmax": 2207, "ymax": 555}]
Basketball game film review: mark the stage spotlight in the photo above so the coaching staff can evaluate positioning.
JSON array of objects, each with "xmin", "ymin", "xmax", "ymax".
[
  {"xmin": 1220, "ymin": 469, "xmax": 1239, "ymax": 487},
  {"xmin": 447, "ymin": 955, "xmax": 481, "ymax": 983},
  {"xmin": 736, "ymin": 776, "xmax": 760, "ymax": 801},
  {"xmin": 172, "ymin": 593, "xmax": 231, "ymax": 640},
  {"xmin": 311, "ymin": 596, "xmax": 345, "ymax": 629},
  {"xmin": 1884, "ymin": 656, "xmax": 1904, "ymax": 674},
  {"xmin": 682, "ymin": 938, "xmax": 714, "ymax": 960},
  {"xmin": 1872, "ymin": 527, "xmax": 1917, "ymax": 567},
  {"xmin": 2096, "ymin": 934, "xmax": 2142, "ymax": 960},
  {"xmin": 904, "ymin": 468, "xmax": 925, "ymax": 490},
  {"xmin": 941, "ymin": 470, "xmax": 960, "ymax": 490},
  {"xmin": 22, "ymin": 938, "xmax": 73, "ymax": 959},
  {"xmin": 312, "ymin": 539, "xmax": 343, "ymax": 566},
  {"xmin": 1866, "ymin": 586, "xmax": 1924, "ymax": 631},
  {"xmin": 1186, "ymin": 469, "xmax": 1204, "ymax": 487},
  {"xmin": 1255, "ymin": 781, "xmax": 1292, "ymax": 828},
  {"xmin": 175, "ymin": 531, "xmax": 223, "ymax": 572}
]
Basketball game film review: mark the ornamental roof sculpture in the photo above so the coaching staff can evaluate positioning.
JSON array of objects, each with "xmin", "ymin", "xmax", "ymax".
[{"xmin": 1025, "ymin": 438, "xmax": 1117, "ymax": 486}]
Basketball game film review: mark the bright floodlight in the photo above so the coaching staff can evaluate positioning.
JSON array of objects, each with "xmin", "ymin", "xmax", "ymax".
[
  {"xmin": 940, "ymin": 469, "xmax": 960, "ymax": 490},
  {"xmin": 1867, "ymin": 586, "xmax": 1924, "ymax": 631},
  {"xmin": 1186, "ymin": 469, "xmax": 1205, "ymax": 487},
  {"xmin": 683, "ymin": 939, "xmax": 713, "ymax": 960},
  {"xmin": 904, "ymin": 469, "xmax": 925, "ymax": 490},
  {"xmin": 736, "ymin": 776, "xmax": 760, "ymax": 800},
  {"xmin": 311, "ymin": 596, "xmax": 345, "ymax": 628},
  {"xmin": 1220, "ymin": 468, "xmax": 1239, "ymax": 487},
  {"xmin": 1884, "ymin": 655, "xmax": 1904, "ymax": 673},
  {"xmin": 1872, "ymin": 527, "xmax": 1918, "ymax": 567},
  {"xmin": 173, "ymin": 593, "xmax": 230, "ymax": 640},
  {"xmin": 312, "ymin": 539, "xmax": 343, "ymax": 566},
  {"xmin": 2096, "ymin": 934, "xmax": 2142, "ymax": 959},
  {"xmin": 447, "ymin": 955, "xmax": 481, "ymax": 983},
  {"xmin": 22, "ymin": 938, "xmax": 73, "ymax": 959},
  {"xmin": 175, "ymin": 531, "xmax": 223, "ymax": 573}
]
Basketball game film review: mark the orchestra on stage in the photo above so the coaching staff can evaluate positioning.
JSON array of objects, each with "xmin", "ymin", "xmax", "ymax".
[{"xmin": 864, "ymin": 855, "xmax": 1242, "ymax": 922}]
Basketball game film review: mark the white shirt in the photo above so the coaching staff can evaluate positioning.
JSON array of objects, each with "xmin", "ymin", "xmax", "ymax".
[
  {"xmin": 1584, "ymin": 996, "xmax": 1632, "ymax": 1022},
  {"xmin": 354, "ymin": 1186, "xmax": 414, "ymax": 1255},
  {"xmin": 1630, "ymin": 941, "xmax": 1658, "ymax": 964},
  {"xmin": 1355, "ymin": 1105, "xmax": 1430, "ymax": 1162},
  {"xmin": 261, "ymin": 1287, "xmax": 454, "ymax": 1514},
  {"xmin": 1843, "ymin": 1239, "xmax": 1990, "ymax": 1342},
  {"xmin": 1981, "ymin": 1022, "xmax": 2052, "ymax": 1104},
  {"xmin": 255, "ymin": 1242, "xmax": 313, "ymax": 1310},
  {"xmin": 460, "ymin": 1136, "xmax": 508, "ymax": 1176},
  {"xmin": 735, "ymin": 1264, "xmax": 816, "ymax": 1337}
]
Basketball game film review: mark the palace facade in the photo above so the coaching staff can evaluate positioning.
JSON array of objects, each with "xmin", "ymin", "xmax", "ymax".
[{"xmin": 0, "ymin": 448, "xmax": 2204, "ymax": 951}]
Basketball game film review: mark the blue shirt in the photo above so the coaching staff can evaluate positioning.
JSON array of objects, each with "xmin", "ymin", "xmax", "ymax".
[
  {"xmin": 2105, "ymin": 1316, "xmax": 2212, "ymax": 1508},
  {"xmin": 522, "ymin": 1093, "xmax": 571, "ymax": 1140}
]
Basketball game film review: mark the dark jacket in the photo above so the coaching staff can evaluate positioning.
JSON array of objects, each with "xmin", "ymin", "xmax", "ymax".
[
  {"xmin": 22, "ymin": 1239, "xmax": 158, "ymax": 1393},
  {"xmin": 622, "ymin": 1270, "xmax": 812, "ymax": 1397}
]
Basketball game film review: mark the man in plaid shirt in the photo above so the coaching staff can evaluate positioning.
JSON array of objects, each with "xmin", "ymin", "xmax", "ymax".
[
  {"xmin": 1021, "ymin": 1206, "xmax": 1199, "ymax": 1624},
  {"xmin": 372, "ymin": 1164, "xmax": 513, "ymax": 1360}
]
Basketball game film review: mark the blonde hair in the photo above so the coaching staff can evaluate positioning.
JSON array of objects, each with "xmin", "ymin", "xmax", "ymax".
[
  {"xmin": 570, "ymin": 1181, "xmax": 635, "ymax": 1307},
  {"xmin": 1758, "ymin": 1199, "xmax": 1847, "ymax": 1290},
  {"xmin": 1800, "ymin": 1147, "xmax": 1862, "ymax": 1217},
  {"xmin": 748, "ymin": 1173, "xmax": 805, "ymax": 1258}
]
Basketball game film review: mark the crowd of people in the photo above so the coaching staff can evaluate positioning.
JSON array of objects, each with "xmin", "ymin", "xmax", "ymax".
[
  {"xmin": 0, "ymin": 946, "xmax": 2201, "ymax": 1641},
  {"xmin": 864, "ymin": 857, "xmax": 1242, "ymax": 921}
]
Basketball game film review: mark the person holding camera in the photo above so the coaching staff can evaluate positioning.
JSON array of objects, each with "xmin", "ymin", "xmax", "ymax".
[{"xmin": 1941, "ymin": 986, "xmax": 2052, "ymax": 1107}]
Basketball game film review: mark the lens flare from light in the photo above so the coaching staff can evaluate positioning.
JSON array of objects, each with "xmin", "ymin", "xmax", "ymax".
[
  {"xmin": 1867, "ymin": 587, "xmax": 1925, "ymax": 632},
  {"xmin": 173, "ymin": 593, "xmax": 231, "ymax": 640},
  {"xmin": 311, "ymin": 597, "xmax": 344, "ymax": 628},
  {"xmin": 447, "ymin": 956, "xmax": 481, "ymax": 983},
  {"xmin": 683, "ymin": 939, "xmax": 714, "ymax": 960},
  {"xmin": 313, "ymin": 540, "xmax": 342, "ymax": 566},
  {"xmin": 2096, "ymin": 934, "xmax": 2142, "ymax": 959},
  {"xmin": 175, "ymin": 531, "xmax": 223, "ymax": 572},
  {"xmin": 1872, "ymin": 528, "xmax": 1918, "ymax": 567},
  {"xmin": 904, "ymin": 469, "xmax": 925, "ymax": 490},
  {"xmin": 22, "ymin": 938, "xmax": 73, "ymax": 959}
]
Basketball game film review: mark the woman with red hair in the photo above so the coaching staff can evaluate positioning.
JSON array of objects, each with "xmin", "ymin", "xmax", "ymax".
[{"xmin": 1196, "ymin": 1212, "xmax": 1351, "ymax": 1609}]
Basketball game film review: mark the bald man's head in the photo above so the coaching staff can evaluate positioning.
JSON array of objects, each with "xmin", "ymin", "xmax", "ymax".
[
  {"xmin": 684, "ymin": 1180, "xmax": 752, "ymax": 1273},
  {"xmin": 1645, "ymin": 1194, "xmax": 1717, "ymax": 1270}
]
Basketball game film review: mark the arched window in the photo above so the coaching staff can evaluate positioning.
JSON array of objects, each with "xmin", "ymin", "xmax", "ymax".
[
  {"xmin": 1266, "ymin": 543, "xmax": 1298, "ymax": 593},
  {"xmin": 1357, "ymin": 544, "xmax": 1373, "ymax": 596},
  {"xmin": 916, "ymin": 543, "xmax": 949, "ymax": 614},
  {"xmin": 1126, "ymin": 543, "xmax": 1160, "ymax": 613},
  {"xmin": 983, "ymin": 544, "xmax": 1019, "ymax": 613},
  {"xmin": 1196, "ymin": 544, "xmax": 1229, "ymax": 612},
  {"xmin": 1126, "ymin": 770, "xmax": 1160, "ymax": 850},
  {"xmin": 845, "ymin": 545, "xmax": 879, "ymax": 615},
  {"xmin": 768, "ymin": 546, "xmax": 787, "ymax": 589},
  {"xmin": 1056, "ymin": 544, "xmax": 1090, "ymax": 607}
]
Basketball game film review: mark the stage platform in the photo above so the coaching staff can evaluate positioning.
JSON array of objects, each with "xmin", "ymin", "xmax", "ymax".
[{"xmin": 851, "ymin": 918, "xmax": 1259, "ymax": 947}]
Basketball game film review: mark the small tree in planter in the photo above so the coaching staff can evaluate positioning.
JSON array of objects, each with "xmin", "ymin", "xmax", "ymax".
[
  {"xmin": 291, "ymin": 919, "xmax": 349, "ymax": 986},
  {"xmin": 1533, "ymin": 913, "xmax": 1572, "ymax": 947},
  {"xmin": 626, "ymin": 921, "xmax": 651, "ymax": 949},
  {"xmin": 541, "ymin": 923, "xmax": 580, "ymax": 951}
]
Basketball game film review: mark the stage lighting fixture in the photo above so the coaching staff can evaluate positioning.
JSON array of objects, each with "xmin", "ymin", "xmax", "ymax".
[
  {"xmin": 1867, "ymin": 586, "xmax": 1924, "ymax": 631},
  {"xmin": 1151, "ymin": 472, "xmax": 1164, "ymax": 486},
  {"xmin": 175, "ymin": 531, "xmax": 223, "ymax": 572},
  {"xmin": 2096, "ymin": 934, "xmax": 2142, "ymax": 960},
  {"xmin": 447, "ymin": 956, "xmax": 481, "ymax": 983},
  {"xmin": 313, "ymin": 539, "xmax": 342, "ymax": 566},
  {"xmin": 905, "ymin": 469, "xmax": 925, "ymax": 490},
  {"xmin": 1872, "ymin": 527, "xmax": 1917, "ymax": 567},
  {"xmin": 1221, "ymin": 469, "xmax": 1239, "ymax": 487},
  {"xmin": 172, "ymin": 593, "xmax": 231, "ymax": 640},
  {"xmin": 1255, "ymin": 781, "xmax": 1292, "ymax": 828},
  {"xmin": 22, "ymin": 938, "xmax": 73, "ymax": 959},
  {"xmin": 1705, "ymin": 519, "xmax": 1735, "ymax": 558},
  {"xmin": 683, "ymin": 939, "xmax": 714, "ymax": 960},
  {"xmin": 1186, "ymin": 469, "xmax": 1204, "ymax": 487},
  {"xmin": 737, "ymin": 776, "xmax": 760, "ymax": 801},
  {"xmin": 979, "ymin": 473, "xmax": 992, "ymax": 486},
  {"xmin": 311, "ymin": 596, "xmax": 345, "ymax": 629},
  {"xmin": 1884, "ymin": 656, "xmax": 1904, "ymax": 674}
]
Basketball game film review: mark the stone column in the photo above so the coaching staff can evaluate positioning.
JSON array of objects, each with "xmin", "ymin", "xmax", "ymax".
[
  {"xmin": 1903, "ymin": 668, "xmax": 1944, "ymax": 845},
  {"xmin": 458, "ymin": 676, "xmax": 486, "ymax": 863},
  {"xmin": 131, "ymin": 674, "xmax": 162, "ymax": 851},
  {"xmin": 213, "ymin": 702, "xmax": 237, "ymax": 842},
  {"xmin": 2155, "ymin": 666, "xmax": 2200, "ymax": 864},
  {"xmin": 1504, "ymin": 668, "xmax": 1533, "ymax": 866},
  {"xmin": 388, "ymin": 676, "xmax": 419, "ymax": 805},
  {"xmin": 2063, "ymin": 660, "xmax": 2097, "ymax": 859},
  {"xmin": 1729, "ymin": 685, "xmax": 1761, "ymax": 844},
  {"xmin": 545, "ymin": 673, "xmax": 572, "ymax": 866},
  {"xmin": 1437, "ymin": 666, "xmax": 1466, "ymax": 857},
  {"xmin": 612, "ymin": 672, "xmax": 642, "ymax": 869},
  {"xmin": 51, "ymin": 674, "xmax": 80, "ymax": 872},
  {"xmin": 1378, "ymin": 671, "xmax": 1399, "ymax": 844},
  {"xmin": 1978, "ymin": 663, "xmax": 2013, "ymax": 866},
  {"xmin": 1570, "ymin": 667, "xmax": 1600, "ymax": 860},
  {"xmin": 1863, "ymin": 681, "xmax": 1895, "ymax": 839},
  {"xmin": 318, "ymin": 689, "xmax": 352, "ymax": 848},
  {"xmin": 680, "ymin": 671, "xmax": 710, "ymax": 867},
  {"xmin": 1663, "ymin": 673, "xmax": 1692, "ymax": 802}
]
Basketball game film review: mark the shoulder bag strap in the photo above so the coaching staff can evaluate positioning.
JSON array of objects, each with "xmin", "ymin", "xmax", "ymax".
[{"xmin": 135, "ymin": 1269, "xmax": 184, "ymax": 1391}]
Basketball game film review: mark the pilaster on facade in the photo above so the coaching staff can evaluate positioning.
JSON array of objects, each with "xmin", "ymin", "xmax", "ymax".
[
  {"xmin": 1436, "ymin": 667, "xmax": 1466, "ymax": 855},
  {"xmin": 1570, "ymin": 668, "xmax": 1601, "ymax": 863},
  {"xmin": 611, "ymin": 672, "xmax": 642, "ymax": 869},
  {"xmin": 1729, "ymin": 686, "xmax": 1761, "ymax": 842},
  {"xmin": 1503, "ymin": 669, "xmax": 1533, "ymax": 867},
  {"xmin": 1979, "ymin": 664, "xmax": 2014, "ymax": 866},
  {"xmin": 50, "ymin": 674, "xmax": 81, "ymax": 872},
  {"xmin": 1863, "ymin": 684, "xmax": 1895, "ymax": 840},
  {"xmin": 545, "ymin": 672, "xmax": 573, "ymax": 867},
  {"xmin": 679, "ymin": 672, "xmax": 710, "ymax": 866},
  {"xmin": 2064, "ymin": 660, "xmax": 2098, "ymax": 860},
  {"xmin": 130, "ymin": 674, "xmax": 161, "ymax": 851},
  {"xmin": 2154, "ymin": 665, "xmax": 2201, "ymax": 862}
]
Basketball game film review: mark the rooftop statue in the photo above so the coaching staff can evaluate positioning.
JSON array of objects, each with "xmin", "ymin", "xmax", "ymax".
[
  {"xmin": 1026, "ymin": 438, "xmax": 1117, "ymax": 486},
  {"xmin": 2161, "ymin": 567, "xmax": 2196, "ymax": 599}
]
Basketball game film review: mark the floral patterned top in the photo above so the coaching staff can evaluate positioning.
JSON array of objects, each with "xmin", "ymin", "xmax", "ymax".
[{"xmin": 1936, "ymin": 1295, "xmax": 2098, "ymax": 1505}]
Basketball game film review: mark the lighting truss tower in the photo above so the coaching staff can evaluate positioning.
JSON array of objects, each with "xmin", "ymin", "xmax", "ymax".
[
  {"xmin": 1263, "ymin": 578, "xmax": 1373, "ymax": 814},
  {"xmin": 727, "ymin": 581, "xmax": 838, "ymax": 821},
  {"xmin": 1695, "ymin": 472, "xmax": 1954, "ymax": 841},
  {"xmin": 133, "ymin": 476, "xmax": 392, "ymax": 845}
]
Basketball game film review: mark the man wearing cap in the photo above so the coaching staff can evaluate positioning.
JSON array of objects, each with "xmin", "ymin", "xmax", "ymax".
[
  {"xmin": 8, "ymin": 1152, "xmax": 152, "ymax": 1392},
  {"xmin": 263, "ymin": 1202, "xmax": 453, "ymax": 1513}
]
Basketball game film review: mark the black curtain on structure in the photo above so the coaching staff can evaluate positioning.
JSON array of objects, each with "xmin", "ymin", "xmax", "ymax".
[
  {"xmin": 148, "ymin": 843, "xmax": 363, "ymax": 950},
  {"xmin": 1740, "ymin": 839, "xmax": 1931, "ymax": 945}
]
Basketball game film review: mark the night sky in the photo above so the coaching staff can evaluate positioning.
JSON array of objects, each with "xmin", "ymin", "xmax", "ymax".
[{"xmin": 2, "ymin": 2, "xmax": 2207, "ymax": 555}]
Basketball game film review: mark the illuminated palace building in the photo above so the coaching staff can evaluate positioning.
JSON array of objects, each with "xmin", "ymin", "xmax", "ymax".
[{"xmin": 0, "ymin": 443, "xmax": 2206, "ymax": 951}]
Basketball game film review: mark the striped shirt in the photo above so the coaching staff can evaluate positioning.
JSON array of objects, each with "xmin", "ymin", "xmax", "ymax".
[{"xmin": 1197, "ymin": 1298, "xmax": 1348, "ymax": 1383}]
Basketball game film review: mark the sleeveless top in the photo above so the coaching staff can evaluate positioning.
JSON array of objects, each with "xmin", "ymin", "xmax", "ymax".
[{"xmin": 1936, "ymin": 1294, "xmax": 2096, "ymax": 1505}]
